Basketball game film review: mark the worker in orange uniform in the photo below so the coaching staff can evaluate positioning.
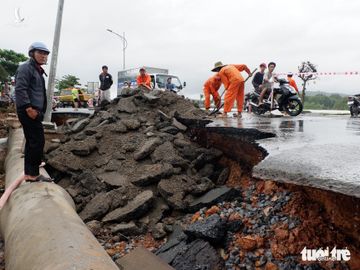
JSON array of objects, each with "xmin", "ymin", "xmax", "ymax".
[
  {"xmin": 136, "ymin": 67, "xmax": 152, "ymax": 90},
  {"xmin": 212, "ymin": 61, "xmax": 251, "ymax": 118},
  {"xmin": 287, "ymin": 72, "xmax": 299, "ymax": 93},
  {"xmin": 203, "ymin": 74, "xmax": 222, "ymax": 111}
]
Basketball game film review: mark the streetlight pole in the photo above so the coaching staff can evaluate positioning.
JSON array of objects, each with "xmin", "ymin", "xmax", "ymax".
[
  {"xmin": 123, "ymin": 32, "xmax": 126, "ymax": 70},
  {"xmin": 106, "ymin": 29, "xmax": 127, "ymax": 70},
  {"xmin": 45, "ymin": 0, "xmax": 65, "ymax": 123}
]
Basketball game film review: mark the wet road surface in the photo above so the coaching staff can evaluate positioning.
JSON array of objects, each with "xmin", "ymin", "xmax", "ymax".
[
  {"xmin": 209, "ymin": 113, "xmax": 360, "ymax": 198},
  {"xmin": 52, "ymin": 108, "xmax": 95, "ymax": 115}
]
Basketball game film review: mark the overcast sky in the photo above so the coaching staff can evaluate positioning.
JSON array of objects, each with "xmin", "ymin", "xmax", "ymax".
[{"xmin": 1, "ymin": 0, "xmax": 360, "ymax": 98}]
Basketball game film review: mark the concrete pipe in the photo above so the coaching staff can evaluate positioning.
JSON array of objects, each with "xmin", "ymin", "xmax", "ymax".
[{"xmin": 0, "ymin": 128, "xmax": 118, "ymax": 270}]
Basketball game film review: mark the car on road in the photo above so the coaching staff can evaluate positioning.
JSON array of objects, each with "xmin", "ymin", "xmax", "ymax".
[{"xmin": 58, "ymin": 88, "xmax": 93, "ymax": 108}]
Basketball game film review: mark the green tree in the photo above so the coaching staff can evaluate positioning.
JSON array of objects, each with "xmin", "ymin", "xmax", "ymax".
[
  {"xmin": 0, "ymin": 49, "xmax": 27, "ymax": 94},
  {"xmin": 56, "ymin": 75, "xmax": 81, "ymax": 90},
  {"xmin": 0, "ymin": 64, "xmax": 8, "ymax": 82},
  {"xmin": 0, "ymin": 49, "xmax": 28, "ymax": 77}
]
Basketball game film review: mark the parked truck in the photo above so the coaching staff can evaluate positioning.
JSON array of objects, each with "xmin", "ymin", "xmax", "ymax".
[{"xmin": 117, "ymin": 67, "xmax": 186, "ymax": 96}]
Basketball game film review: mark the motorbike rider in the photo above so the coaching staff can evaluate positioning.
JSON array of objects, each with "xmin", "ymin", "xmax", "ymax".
[
  {"xmin": 252, "ymin": 63, "xmax": 266, "ymax": 93},
  {"xmin": 348, "ymin": 94, "xmax": 360, "ymax": 116},
  {"xmin": 258, "ymin": 62, "xmax": 277, "ymax": 105},
  {"xmin": 287, "ymin": 72, "xmax": 299, "ymax": 93}
]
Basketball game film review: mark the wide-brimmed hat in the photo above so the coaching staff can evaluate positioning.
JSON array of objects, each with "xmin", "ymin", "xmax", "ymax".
[{"xmin": 211, "ymin": 61, "xmax": 226, "ymax": 72}]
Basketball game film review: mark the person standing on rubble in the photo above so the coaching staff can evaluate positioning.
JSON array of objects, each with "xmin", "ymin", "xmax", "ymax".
[
  {"xmin": 211, "ymin": 61, "xmax": 251, "ymax": 118},
  {"xmin": 98, "ymin": 65, "xmax": 113, "ymax": 103},
  {"xmin": 14, "ymin": 42, "xmax": 53, "ymax": 182},
  {"xmin": 203, "ymin": 73, "xmax": 222, "ymax": 111},
  {"xmin": 136, "ymin": 67, "xmax": 152, "ymax": 90}
]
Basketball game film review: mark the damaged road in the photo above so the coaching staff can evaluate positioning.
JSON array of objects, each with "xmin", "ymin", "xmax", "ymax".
[
  {"xmin": 43, "ymin": 90, "xmax": 360, "ymax": 270},
  {"xmin": 210, "ymin": 114, "xmax": 360, "ymax": 198}
]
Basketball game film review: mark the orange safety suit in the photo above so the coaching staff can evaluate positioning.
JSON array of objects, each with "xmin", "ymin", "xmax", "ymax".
[
  {"xmin": 203, "ymin": 74, "xmax": 222, "ymax": 109},
  {"xmin": 136, "ymin": 74, "xmax": 151, "ymax": 88},
  {"xmin": 219, "ymin": 64, "xmax": 250, "ymax": 113},
  {"xmin": 288, "ymin": 77, "xmax": 299, "ymax": 93}
]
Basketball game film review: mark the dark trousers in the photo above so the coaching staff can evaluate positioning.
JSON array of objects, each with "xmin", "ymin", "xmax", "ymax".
[{"xmin": 17, "ymin": 110, "xmax": 45, "ymax": 176}]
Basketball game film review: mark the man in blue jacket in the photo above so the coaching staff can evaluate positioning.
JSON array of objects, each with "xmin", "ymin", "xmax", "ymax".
[{"xmin": 15, "ymin": 42, "xmax": 52, "ymax": 182}]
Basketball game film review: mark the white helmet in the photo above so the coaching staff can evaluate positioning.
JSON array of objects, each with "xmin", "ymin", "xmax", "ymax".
[{"xmin": 28, "ymin": 42, "xmax": 50, "ymax": 56}]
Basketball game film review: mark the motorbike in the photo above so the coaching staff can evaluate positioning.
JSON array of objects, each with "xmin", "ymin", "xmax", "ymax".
[
  {"xmin": 347, "ymin": 94, "xmax": 360, "ymax": 117},
  {"xmin": 244, "ymin": 78, "xmax": 303, "ymax": 116}
]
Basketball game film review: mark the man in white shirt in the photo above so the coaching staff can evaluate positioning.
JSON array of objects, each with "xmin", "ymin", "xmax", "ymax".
[{"xmin": 258, "ymin": 62, "xmax": 276, "ymax": 105}]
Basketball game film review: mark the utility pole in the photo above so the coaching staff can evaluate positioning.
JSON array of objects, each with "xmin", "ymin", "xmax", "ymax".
[
  {"xmin": 123, "ymin": 32, "xmax": 126, "ymax": 70},
  {"xmin": 106, "ymin": 29, "xmax": 127, "ymax": 70},
  {"xmin": 44, "ymin": 0, "xmax": 65, "ymax": 123}
]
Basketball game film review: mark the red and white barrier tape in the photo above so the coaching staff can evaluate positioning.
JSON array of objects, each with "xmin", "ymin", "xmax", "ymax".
[{"xmin": 277, "ymin": 71, "xmax": 360, "ymax": 76}]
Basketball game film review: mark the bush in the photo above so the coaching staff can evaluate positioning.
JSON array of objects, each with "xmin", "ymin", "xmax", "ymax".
[{"xmin": 304, "ymin": 94, "xmax": 347, "ymax": 110}]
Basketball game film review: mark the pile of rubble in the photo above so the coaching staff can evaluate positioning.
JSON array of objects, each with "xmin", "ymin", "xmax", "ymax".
[
  {"xmin": 0, "ymin": 110, "xmax": 14, "ymax": 138},
  {"xmin": 158, "ymin": 178, "xmax": 359, "ymax": 270},
  {"xmin": 45, "ymin": 89, "xmax": 241, "ymax": 259},
  {"xmin": 0, "ymin": 111, "xmax": 9, "ymax": 204}
]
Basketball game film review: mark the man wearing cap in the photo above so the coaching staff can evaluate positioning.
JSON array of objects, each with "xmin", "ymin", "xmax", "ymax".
[
  {"xmin": 212, "ymin": 61, "xmax": 251, "ymax": 118},
  {"xmin": 99, "ymin": 65, "xmax": 113, "ymax": 103},
  {"xmin": 136, "ymin": 67, "xmax": 152, "ymax": 90},
  {"xmin": 15, "ymin": 42, "xmax": 52, "ymax": 182},
  {"xmin": 252, "ymin": 63, "xmax": 267, "ymax": 93},
  {"xmin": 203, "ymin": 74, "xmax": 222, "ymax": 111},
  {"xmin": 287, "ymin": 72, "xmax": 299, "ymax": 93}
]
